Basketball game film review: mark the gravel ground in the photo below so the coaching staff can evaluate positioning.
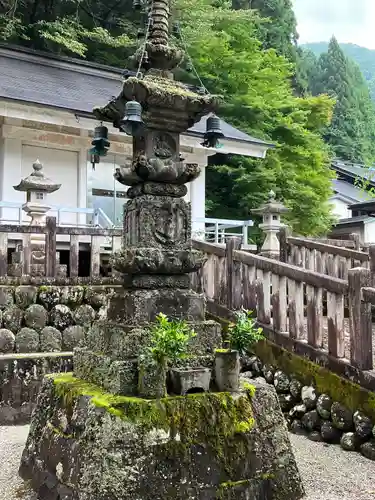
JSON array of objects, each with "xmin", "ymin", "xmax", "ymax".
[{"xmin": 1, "ymin": 425, "xmax": 375, "ymax": 499}]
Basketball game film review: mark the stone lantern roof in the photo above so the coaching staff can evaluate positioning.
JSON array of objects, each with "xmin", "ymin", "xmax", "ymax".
[
  {"xmin": 252, "ymin": 190, "xmax": 288, "ymax": 216},
  {"xmin": 13, "ymin": 159, "xmax": 61, "ymax": 193}
]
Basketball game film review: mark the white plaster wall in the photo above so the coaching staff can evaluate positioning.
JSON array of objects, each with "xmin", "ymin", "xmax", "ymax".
[
  {"xmin": 330, "ymin": 197, "xmax": 351, "ymax": 220},
  {"xmin": 364, "ymin": 222, "xmax": 375, "ymax": 244},
  {"xmin": 21, "ymin": 145, "xmax": 79, "ymax": 225},
  {"xmin": 190, "ymin": 166, "xmax": 206, "ymax": 237}
]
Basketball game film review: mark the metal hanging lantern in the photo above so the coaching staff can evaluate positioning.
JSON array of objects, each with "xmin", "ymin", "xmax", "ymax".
[
  {"xmin": 172, "ymin": 22, "xmax": 180, "ymax": 38},
  {"xmin": 89, "ymin": 125, "xmax": 110, "ymax": 157},
  {"xmin": 137, "ymin": 28, "xmax": 145, "ymax": 39},
  {"xmin": 202, "ymin": 115, "xmax": 224, "ymax": 148},
  {"xmin": 120, "ymin": 100, "xmax": 144, "ymax": 136},
  {"xmin": 133, "ymin": 0, "xmax": 141, "ymax": 9},
  {"xmin": 142, "ymin": 50, "xmax": 150, "ymax": 70}
]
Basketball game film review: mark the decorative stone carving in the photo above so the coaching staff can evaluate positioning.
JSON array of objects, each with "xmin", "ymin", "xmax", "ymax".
[{"xmin": 114, "ymin": 157, "xmax": 200, "ymax": 187}]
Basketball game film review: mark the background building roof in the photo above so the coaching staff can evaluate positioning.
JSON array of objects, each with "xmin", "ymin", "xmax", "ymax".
[{"xmin": 0, "ymin": 44, "xmax": 272, "ymax": 147}]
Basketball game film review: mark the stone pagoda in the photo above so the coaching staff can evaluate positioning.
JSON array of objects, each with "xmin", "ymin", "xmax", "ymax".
[{"xmin": 19, "ymin": 2, "xmax": 304, "ymax": 499}]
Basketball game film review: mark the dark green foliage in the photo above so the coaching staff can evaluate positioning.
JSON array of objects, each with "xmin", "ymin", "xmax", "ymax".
[
  {"xmin": 302, "ymin": 37, "xmax": 375, "ymax": 164},
  {"xmin": 142, "ymin": 313, "xmax": 196, "ymax": 368},
  {"xmin": 227, "ymin": 309, "xmax": 264, "ymax": 355},
  {"xmin": 0, "ymin": 0, "xmax": 336, "ymax": 236},
  {"xmin": 304, "ymin": 42, "xmax": 375, "ymax": 102}
]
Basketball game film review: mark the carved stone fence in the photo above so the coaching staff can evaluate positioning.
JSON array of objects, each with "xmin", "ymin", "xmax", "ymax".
[
  {"xmin": 279, "ymin": 229, "xmax": 370, "ymax": 280},
  {"xmin": 191, "ymin": 237, "xmax": 375, "ymax": 393},
  {"xmin": 0, "ymin": 216, "xmax": 122, "ymax": 278}
]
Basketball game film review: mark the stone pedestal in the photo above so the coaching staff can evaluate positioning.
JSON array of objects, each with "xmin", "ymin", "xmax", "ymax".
[{"xmin": 19, "ymin": 375, "xmax": 304, "ymax": 500}]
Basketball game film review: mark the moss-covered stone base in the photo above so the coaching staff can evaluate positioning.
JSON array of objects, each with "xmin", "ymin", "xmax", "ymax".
[{"xmin": 19, "ymin": 373, "xmax": 304, "ymax": 500}]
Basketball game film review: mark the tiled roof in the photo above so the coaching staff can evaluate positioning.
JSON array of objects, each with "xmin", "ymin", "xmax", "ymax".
[
  {"xmin": 0, "ymin": 45, "xmax": 272, "ymax": 146},
  {"xmin": 332, "ymin": 179, "xmax": 370, "ymax": 203}
]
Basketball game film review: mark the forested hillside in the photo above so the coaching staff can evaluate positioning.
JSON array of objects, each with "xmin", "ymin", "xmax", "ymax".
[
  {"xmin": 0, "ymin": 0, "xmax": 336, "ymax": 236},
  {"xmin": 299, "ymin": 38, "xmax": 375, "ymax": 165},
  {"xmin": 303, "ymin": 42, "xmax": 375, "ymax": 102}
]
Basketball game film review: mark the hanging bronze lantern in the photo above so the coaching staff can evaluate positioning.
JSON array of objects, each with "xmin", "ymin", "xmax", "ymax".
[
  {"xmin": 202, "ymin": 115, "xmax": 224, "ymax": 148},
  {"xmin": 133, "ymin": 0, "xmax": 142, "ymax": 9},
  {"xmin": 142, "ymin": 50, "xmax": 150, "ymax": 70},
  {"xmin": 172, "ymin": 21, "xmax": 180, "ymax": 38},
  {"xmin": 137, "ymin": 29, "xmax": 145, "ymax": 39},
  {"xmin": 90, "ymin": 125, "xmax": 110, "ymax": 157},
  {"xmin": 120, "ymin": 100, "xmax": 144, "ymax": 136}
]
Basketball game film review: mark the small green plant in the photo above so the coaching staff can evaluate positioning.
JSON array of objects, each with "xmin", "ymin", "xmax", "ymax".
[
  {"xmin": 227, "ymin": 309, "xmax": 264, "ymax": 355},
  {"xmin": 142, "ymin": 313, "xmax": 196, "ymax": 368}
]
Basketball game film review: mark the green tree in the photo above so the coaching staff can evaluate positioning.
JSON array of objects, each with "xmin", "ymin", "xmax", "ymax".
[
  {"xmin": 177, "ymin": 2, "xmax": 335, "ymax": 236},
  {"xmin": 311, "ymin": 37, "xmax": 375, "ymax": 164},
  {"xmin": 0, "ymin": 0, "xmax": 336, "ymax": 236}
]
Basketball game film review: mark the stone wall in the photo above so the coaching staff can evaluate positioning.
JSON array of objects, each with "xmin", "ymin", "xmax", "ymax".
[
  {"xmin": 0, "ymin": 284, "xmax": 120, "ymax": 424},
  {"xmin": 0, "ymin": 285, "xmax": 120, "ymax": 354},
  {"xmin": 242, "ymin": 356, "xmax": 375, "ymax": 462}
]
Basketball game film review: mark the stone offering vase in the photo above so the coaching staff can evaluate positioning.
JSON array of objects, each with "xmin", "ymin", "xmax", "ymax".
[
  {"xmin": 138, "ymin": 360, "xmax": 167, "ymax": 399},
  {"xmin": 170, "ymin": 367, "xmax": 211, "ymax": 395},
  {"xmin": 214, "ymin": 349, "xmax": 240, "ymax": 392}
]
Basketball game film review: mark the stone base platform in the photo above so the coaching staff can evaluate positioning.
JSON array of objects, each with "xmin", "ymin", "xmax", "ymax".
[{"xmin": 19, "ymin": 374, "xmax": 304, "ymax": 500}]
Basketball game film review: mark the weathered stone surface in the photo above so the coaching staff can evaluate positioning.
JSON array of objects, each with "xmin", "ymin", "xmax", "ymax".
[
  {"xmin": 0, "ymin": 286, "xmax": 14, "ymax": 309},
  {"xmin": 112, "ymin": 247, "xmax": 206, "ymax": 275},
  {"xmin": 340, "ymin": 432, "xmax": 358, "ymax": 451},
  {"xmin": 273, "ymin": 370, "xmax": 290, "ymax": 393},
  {"xmin": 38, "ymin": 286, "xmax": 62, "ymax": 309},
  {"xmin": 289, "ymin": 420, "xmax": 307, "ymax": 436},
  {"xmin": 24, "ymin": 304, "xmax": 48, "ymax": 331},
  {"xmin": 262, "ymin": 364, "xmax": 275, "ymax": 384},
  {"xmin": 301, "ymin": 410, "xmax": 321, "ymax": 432},
  {"xmin": 20, "ymin": 375, "xmax": 304, "ymax": 500},
  {"xmin": 50, "ymin": 304, "xmax": 74, "ymax": 330},
  {"xmin": 248, "ymin": 356, "xmax": 263, "ymax": 376},
  {"xmin": 60, "ymin": 286, "xmax": 85, "ymax": 306},
  {"xmin": 123, "ymin": 274, "xmax": 191, "ymax": 289},
  {"xmin": 308, "ymin": 431, "xmax": 323, "ymax": 442},
  {"xmin": 278, "ymin": 393, "xmax": 295, "ymax": 412},
  {"xmin": 74, "ymin": 304, "xmax": 96, "ymax": 326},
  {"xmin": 360, "ymin": 440, "xmax": 375, "ymax": 461},
  {"xmin": 108, "ymin": 289, "xmax": 205, "ymax": 324},
  {"xmin": 301, "ymin": 386, "xmax": 317, "ymax": 410},
  {"xmin": 353, "ymin": 411, "xmax": 373, "ymax": 440},
  {"xmin": 3, "ymin": 305, "xmax": 23, "ymax": 332},
  {"xmin": 85, "ymin": 286, "xmax": 115, "ymax": 308},
  {"xmin": 14, "ymin": 286, "xmax": 38, "ymax": 309},
  {"xmin": 316, "ymin": 394, "xmax": 332, "ymax": 420},
  {"xmin": 289, "ymin": 379, "xmax": 302, "ymax": 400},
  {"xmin": 0, "ymin": 328, "xmax": 15, "ymax": 353},
  {"xmin": 40, "ymin": 326, "xmax": 62, "ymax": 352},
  {"xmin": 289, "ymin": 404, "xmax": 307, "ymax": 420},
  {"xmin": 62, "ymin": 325, "xmax": 85, "ymax": 351},
  {"xmin": 331, "ymin": 402, "xmax": 353, "ymax": 431},
  {"xmin": 320, "ymin": 421, "xmax": 342, "ymax": 443},
  {"xmin": 15, "ymin": 327, "xmax": 39, "ymax": 353}
]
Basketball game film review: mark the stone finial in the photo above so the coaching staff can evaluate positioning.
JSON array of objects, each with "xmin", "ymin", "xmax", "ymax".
[{"xmin": 13, "ymin": 159, "xmax": 61, "ymax": 194}]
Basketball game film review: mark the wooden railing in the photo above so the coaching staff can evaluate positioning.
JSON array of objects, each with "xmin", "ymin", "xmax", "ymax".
[
  {"xmin": 192, "ymin": 237, "xmax": 375, "ymax": 389},
  {"xmin": 0, "ymin": 216, "xmax": 122, "ymax": 278},
  {"xmin": 279, "ymin": 229, "xmax": 369, "ymax": 280}
]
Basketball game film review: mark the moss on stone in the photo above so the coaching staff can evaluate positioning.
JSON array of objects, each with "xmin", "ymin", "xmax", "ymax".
[
  {"xmin": 253, "ymin": 340, "xmax": 375, "ymax": 421},
  {"xmin": 50, "ymin": 372, "xmax": 256, "ymax": 474}
]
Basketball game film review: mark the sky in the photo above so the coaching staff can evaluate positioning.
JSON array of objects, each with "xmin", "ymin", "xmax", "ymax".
[{"xmin": 292, "ymin": 0, "xmax": 375, "ymax": 49}]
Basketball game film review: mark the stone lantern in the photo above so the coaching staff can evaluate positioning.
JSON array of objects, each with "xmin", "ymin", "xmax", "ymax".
[
  {"xmin": 13, "ymin": 159, "xmax": 61, "ymax": 274},
  {"xmin": 14, "ymin": 159, "xmax": 61, "ymax": 226},
  {"xmin": 252, "ymin": 190, "xmax": 288, "ymax": 258}
]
